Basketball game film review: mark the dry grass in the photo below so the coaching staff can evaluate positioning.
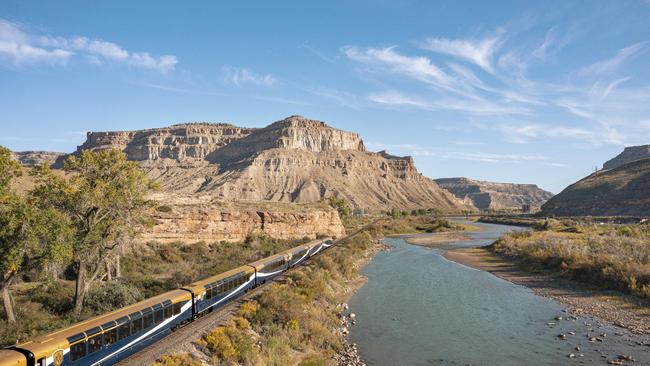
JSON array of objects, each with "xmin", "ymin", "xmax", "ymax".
[{"xmin": 491, "ymin": 224, "xmax": 650, "ymax": 298}]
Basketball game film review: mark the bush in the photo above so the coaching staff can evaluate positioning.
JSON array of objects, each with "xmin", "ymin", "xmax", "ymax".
[
  {"xmin": 30, "ymin": 281, "xmax": 75, "ymax": 315},
  {"xmin": 151, "ymin": 353, "xmax": 201, "ymax": 366},
  {"xmin": 156, "ymin": 205, "xmax": 173, "ymax": 213},
  {"xmin": 84, "ymin": 280, "xmax": 143, "ymax": 313}
]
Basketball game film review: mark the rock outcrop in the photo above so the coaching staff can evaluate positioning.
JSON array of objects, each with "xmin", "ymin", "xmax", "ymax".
[
  {"xmin": 72, "ymin": 116, "xmax": 468, "ymax": 212},
  {"xmin": 435, "ymin": 177, "xmax": 554, "ymax": 211},
  {"xmin": 143, "ymin": 200, "xmax": 345, "ymax": 243},
  {"xmin": 76, "ymin": 123, "xmax": 255, "ymax": 161},
  {"xmin": 11, "ymin": 151, "xmax": 64, "ymax": 167},
  {"xmin": 541, "ymin": 158, "xmax": 650, "ymax": 217},
  {"xmin": 603, "ymin": 145, "xmax": 650, "ymax": 170}
]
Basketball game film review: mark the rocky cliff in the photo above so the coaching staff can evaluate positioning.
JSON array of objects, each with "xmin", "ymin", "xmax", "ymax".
[
  {"xmin": 435, "ymin": 177, "xmax": 554, "ymax": 211},
  {"xmin": 73, "ymin": 115, "xmax": 467, "ymax": 212},
  {"xmin": 76, "ymin": 123, "xmax": 255, "ymax": 161},
  {"xmin": 603, "ymin": 145, "xmax": 650, "ymax": 170},
  {"xmin": 143, "ymin": 200, "xmax": 345, "ymax": 243},
  {"xmin": 11, "ymin": 151, "xmax": 64, "ymax": 166},
  {"xmin": 541, "ymin": 158, "xmax": 650, "ymax": 217}
]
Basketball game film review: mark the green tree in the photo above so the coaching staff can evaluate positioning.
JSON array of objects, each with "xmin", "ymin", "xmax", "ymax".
[
  {"xmin": 0, "ymin": 147, "xmax": 71, "ymax": 323},
  {"xmin": 389, "ymin": 208, "xmax": 400, "ymax": 219},
  {"xmin": 327, "ymin": 196, "xmax": 351, "ymax": 220},
  {"xmin": 31, "ymin": 150, "xmax": 153, "ymax": 316}
]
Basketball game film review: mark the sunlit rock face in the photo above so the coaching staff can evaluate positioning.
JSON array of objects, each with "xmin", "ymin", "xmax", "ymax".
[{"xmin": 70, "ymin": 115, "xmax": 468, "ymax": 212}]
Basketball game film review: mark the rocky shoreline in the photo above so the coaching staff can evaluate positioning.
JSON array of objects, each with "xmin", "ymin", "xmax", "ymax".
[{"xmin": 334, "ymin": 239, "xmax": 390, "ymax": 366}]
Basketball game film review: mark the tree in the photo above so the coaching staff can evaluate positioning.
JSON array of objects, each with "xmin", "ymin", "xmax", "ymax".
[
  {"xmin": 327, "ymin": 196, "xmax": 351, "ymax": 220},
  {"xmin": 0, "ymin": 147, "xmax": 71, "ymax": 323},
  {"xmin": 31, "ymin": 150, "xmax": 153, "ymax": 316}
]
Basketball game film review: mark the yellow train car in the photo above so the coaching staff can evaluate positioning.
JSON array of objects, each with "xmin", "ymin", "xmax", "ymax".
[
  {"xmin": 0, "ymin": 350, "xmax": 26, "ymax": 366},
  {"xmin": 12, "ymin": 289, "xmax": 191, "ymax": 366},
  {"xmin": 181, "ymin": 265, "xmax": 256, "ymax": 315}
]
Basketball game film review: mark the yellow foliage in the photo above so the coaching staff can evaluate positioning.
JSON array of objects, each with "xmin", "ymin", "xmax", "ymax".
[{"xmin": 151, "ymin": 353, "xmax": 201, "ymax": 366}]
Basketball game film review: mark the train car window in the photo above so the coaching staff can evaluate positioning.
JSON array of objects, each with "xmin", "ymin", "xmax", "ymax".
[
  {"xmin": 130, "ymin": 312, "xmax": 142, "ymax": 334},
  {"xmin": 173, "ymin": 302, "xmax": 182, "ymax": 315},
  {"xmin": 154, "ymin": 306, "xmax": 164, "ymax": 324},
  {"xmin": 87, "ymin": 334, "xmax": 102, "ymax": 354},
  {"xmin": 69, "ymin": 340, "xmax": 87, "ymax": 362},
  {"xmin": 265, "ymin": 258, "xmax": 286, "ymax": 272},
  {"xmin": 104, "ymin": 327, "xmax": 117, "ymax": 347},
  {"xmin": 164, "ymin": 304, "xmax": 172, "ymax": 319},
  {"xmin": 143, "ymin": 309, "xmax": 154, "ymax": 329},
  {"xmin": 117, "ymin": 317, "xmax": 130, "ymax": 340}
]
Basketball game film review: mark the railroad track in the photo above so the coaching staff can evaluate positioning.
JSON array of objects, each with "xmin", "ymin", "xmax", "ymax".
[{"xmin": 117, "ymin": 218, "xmax": 384, "ymax": 365}]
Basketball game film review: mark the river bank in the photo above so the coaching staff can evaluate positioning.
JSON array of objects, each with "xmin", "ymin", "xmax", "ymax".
[
  {"xmin": 443, "ymin": 247, "xmax": 650, "ymax": 335},
  {"xmin": 348, "ymin": 221, "xmax": 650, "ymax": 365}
]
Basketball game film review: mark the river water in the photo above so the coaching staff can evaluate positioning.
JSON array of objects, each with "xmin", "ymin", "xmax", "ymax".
[{"xmin": 347, "ymin": 221, "xmax": 650, "ymax": 365}]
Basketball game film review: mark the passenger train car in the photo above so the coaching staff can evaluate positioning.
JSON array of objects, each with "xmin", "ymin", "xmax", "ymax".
[{"xmin": 0, "ymin": 238, "xmax": 334, "ymax": 366}]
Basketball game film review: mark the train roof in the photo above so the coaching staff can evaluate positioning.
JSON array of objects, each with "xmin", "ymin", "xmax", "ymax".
[
  {"xmin": 15, "ymin": 289, "xmax": 190, "ymax": 360},
  {"xmin": 0, "ymin": 350, "xmax": 26, "ymax": 366},
  {"xmin": 183, "ymin": 264, "xmax": 255, "ymax": 293}
]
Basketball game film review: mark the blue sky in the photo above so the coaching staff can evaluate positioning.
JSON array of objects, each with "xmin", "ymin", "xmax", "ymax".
[{"xmin": 1, "ymin": 1, "xmax": 649, "ymax": 193}]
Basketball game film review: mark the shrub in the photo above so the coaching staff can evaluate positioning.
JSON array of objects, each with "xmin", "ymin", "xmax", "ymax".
[
  {"xmin": 30, "ymin": 281, "xmax": 75, "ymax": 315},
  {"xmin": 84, "ymin": 280, "xmax": 143, "ymax": 313},
  {"xmin": 155, "ymin": 205, "xmax": 173, "ymax": 213},
  {"xmin": 151, "ymin": 353, "xmax": 201, "ymax": 366}
]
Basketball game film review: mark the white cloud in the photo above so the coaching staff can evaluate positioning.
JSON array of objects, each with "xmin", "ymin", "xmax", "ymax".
[
  {"xmin": 368, "ymin": 90, "xmax": 530, "ymax": 115},
  {"xmin": 343, "ymin": 46, "xmax": 458, "ymax": 92},
  {"xmin": 579, "ymin": 42, "xmax": 646, "ymax": 76},
  {"xmin": 419, "ymin": 29, "xmax": 505, "ymax": 73},
  {"xmin": 224, "ymin": 67, "xmax": 277, "ymax": 87},
  {"xmin": 0, "ymin": 19, "xmax": 177, "ymax": 72},
  {"xmin": 0, "ymin": 20, "xmax": 72, "ymax": 64}
]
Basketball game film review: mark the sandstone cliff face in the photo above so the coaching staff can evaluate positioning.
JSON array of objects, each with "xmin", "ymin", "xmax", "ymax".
[
  {"xmin": 73, "ymin": 115, "xmax": 467, "ymax": 212},
  {"xmin": 142, "ymin": 201, "xmax": 346, "ymax": 243},
  {"xmin": 77, "ymin": 123, "xmax": 255, "ymax": 161},
  {"xmin": 541, "ymin": 158, "xmax": 650, "ymax": 217},
  {"xmin": 435, "ymin": 177, "xmax": 554, "ymax": 211},
  {"xmin": 11, "ymin": 151, "xmax": 64, "ymax": 167},
  {"xmin": 603, "ymin": 145, "xmax": 650, "ymax": 170}
]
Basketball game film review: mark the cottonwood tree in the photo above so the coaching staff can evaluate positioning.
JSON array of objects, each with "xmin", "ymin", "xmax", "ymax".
[
  {"xmin": 0, "ymin": 148, "xmax": 71, "ymax": 323},
  {"xmin": 0, "ymin": 146, "xmax": 26, "ymax": 323},
  {"xmin": 32, "ymin": 150, "xmax": 153, "ymax": 316}
]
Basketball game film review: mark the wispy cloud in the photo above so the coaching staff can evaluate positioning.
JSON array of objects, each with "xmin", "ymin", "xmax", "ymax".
[
  {"xmin": 0, "ymin": 20, "xmax": 71, "ymax": 64},
  {"xmin": 419, "ymin": 29, "xmax": 505, "ymax": 73},
  {"xmin": 367, "ymin": 141, "xmax": 547, "ymax": 164},
  {"xmin": 0, "ymin": 19, "xmax": 177, "ymax": 72},
  {"xmin": 223, "ymin": 67, "xmax": 277, "ymax": 87},
  {"xmin": 579, "ymin": 42, "xmax": 646, "ymax": 76},
  {"xmin": 368, "ymin": 90, "xmax": 530, "ymax": 115},
  {"xmin": 342, "ymin": 46, "xmax": 459, "ymax": 94}
]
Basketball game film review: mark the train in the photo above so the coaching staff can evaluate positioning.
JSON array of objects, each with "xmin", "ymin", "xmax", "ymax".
[{"xmin": 0, "ymin": 237, "xmax": 334, "ymax": 366}]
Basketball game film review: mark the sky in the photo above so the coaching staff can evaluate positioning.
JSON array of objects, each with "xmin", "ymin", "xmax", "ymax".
[{"xmin": 1, "ymin": 1, "xmax": 649, "ymax": 193}]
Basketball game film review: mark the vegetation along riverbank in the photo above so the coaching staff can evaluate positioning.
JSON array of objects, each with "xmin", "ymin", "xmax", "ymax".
[
  {"xmin": 151, "ymin": 216, "xmax": 464, "ymax": 366},
  {"xmin": 445, "ymin": 218, "xmax": 650, "ymax": 334}
]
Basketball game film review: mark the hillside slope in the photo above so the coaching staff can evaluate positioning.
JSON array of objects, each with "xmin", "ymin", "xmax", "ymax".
[{"xmin": 541, "ymin": 158, "xmax": 650, "ymax": 216}]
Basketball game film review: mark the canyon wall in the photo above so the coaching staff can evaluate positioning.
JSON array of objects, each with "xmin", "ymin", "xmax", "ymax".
[{"xmin": 435, "ymin": 177, "xmax": 554, "ymax": 211}]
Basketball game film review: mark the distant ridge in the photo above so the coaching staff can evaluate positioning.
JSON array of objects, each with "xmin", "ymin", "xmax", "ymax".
[{"xmin": 435, "ymin": 177, "xmax": 553, "ymax": 211}]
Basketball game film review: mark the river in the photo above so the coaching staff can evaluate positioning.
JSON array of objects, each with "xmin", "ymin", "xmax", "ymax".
[{"xmin": 347, "ymin": 221, "xmax": 650, "ymax": 365}]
